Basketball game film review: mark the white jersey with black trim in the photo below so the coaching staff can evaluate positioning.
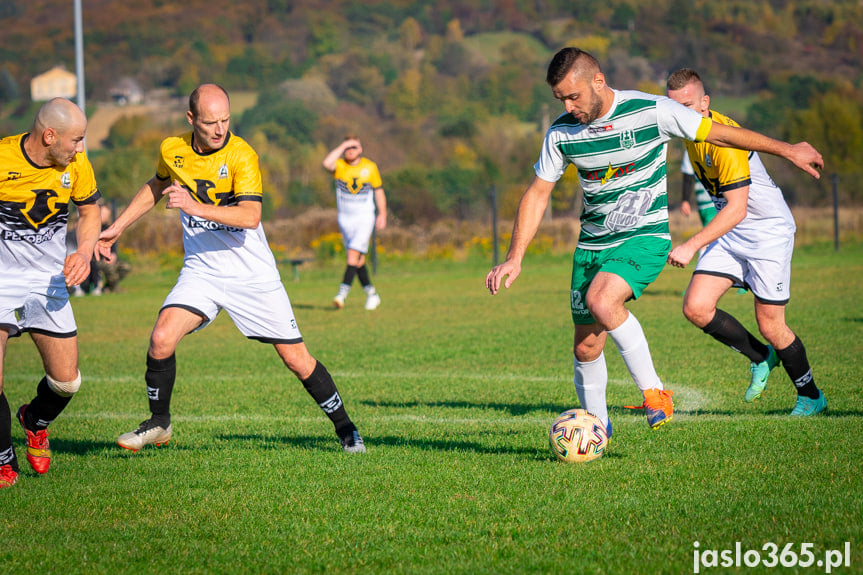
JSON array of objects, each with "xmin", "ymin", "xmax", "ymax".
[
  {"xmin": 535, "ymin": 89, "xmax": 710, "ymax": 250},
  {"xmin": 155, "ymin": 132, "xmax": 279, "ymax": 282}
]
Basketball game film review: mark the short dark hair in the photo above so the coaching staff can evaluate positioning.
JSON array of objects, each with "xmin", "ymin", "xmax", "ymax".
[
  {"xmin": 189, "ymin": 84, "xmax": 230, "ymax": 115},
  {"xmin": 546, "ymin": 47, "xmax": 601, "ymax": 87},
  {"xmin": 666, "ymin": 68, "xmax": 704, "ymax": 92}
]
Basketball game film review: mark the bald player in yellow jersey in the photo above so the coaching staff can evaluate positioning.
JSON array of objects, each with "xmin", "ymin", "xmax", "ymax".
[
  {"xmin": 0, "ymin": 98, "xmax": 102, "ymax": 488},
  {"xmin": 99, "ymin": 84, "xmax": 366, "ymax": 453}
]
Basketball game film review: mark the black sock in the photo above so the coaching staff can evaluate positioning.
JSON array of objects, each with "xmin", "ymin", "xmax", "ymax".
[
  {"xmin": 357, "ymin": 265, "xmax": 371, "ymax": 288},
  {"xmin": 702, "ymin": 309, "xmax": 770, "ymax": 363},
  {"xmin": 341, "ymin": 265, "xmax": 358, "ymax": 286},
  {"xmin": 146, "ymin": 353, "xmax": 176, "ymax": 426},
  {"xmin": 301, "ymin": 361, "xmax": 355, "ymax": 437},
  {"xmin": 26, "ymin": 376, "xmax": 74, "ymax": 430},
  {"xmin": 0, "ymin": 392, "xmax": 18, "ymax": 473},
  {"xmin": 775, "ymin": 335, "xmax": 820, "ymax": 399}
]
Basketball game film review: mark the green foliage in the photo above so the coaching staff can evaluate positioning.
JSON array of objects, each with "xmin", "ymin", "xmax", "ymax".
[{"xmin": 239, "ymin": 90, "xmax": 319, "ymax": 146}]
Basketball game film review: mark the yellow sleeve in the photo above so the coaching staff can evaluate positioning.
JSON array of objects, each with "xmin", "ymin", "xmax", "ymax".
[{"xmin": 693, "ymin": 117, "xmax": 713, "ymax": 143}]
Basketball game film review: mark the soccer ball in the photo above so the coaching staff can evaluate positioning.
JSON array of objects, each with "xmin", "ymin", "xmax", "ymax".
[{"xmin": 548, "ymin": 409, "xmax": 609, "ymax": 463}]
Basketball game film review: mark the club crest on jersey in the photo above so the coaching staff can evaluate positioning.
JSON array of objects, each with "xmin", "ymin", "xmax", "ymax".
[
  {"xmin": 218, "ymin": 164, "xmax": 229, "ymax": 179},
  {"xmin": 61, "ymin": 172, "xmax": 71, "ymax": 189},
  {"xmin": 7, "ymin": 171, "xmax": 20, "ymax": 181},
  {"xmin": 620, "ymin": 130, "xmax": 636, "ymax": 149},
  {"xmin": 173, "ymin": 155, "xmax": 184, "ymax": 168}
]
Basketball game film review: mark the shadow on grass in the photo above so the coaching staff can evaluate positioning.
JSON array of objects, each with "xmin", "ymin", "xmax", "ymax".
[{"xmin": 359, "ymin": 399, "xmax": 564, "ymax": 416}]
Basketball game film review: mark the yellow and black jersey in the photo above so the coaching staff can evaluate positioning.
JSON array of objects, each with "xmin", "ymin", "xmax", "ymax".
[
  {"xmin": 156, "ymin": 131, "xmax": 262, "ymax": 205},
  {"xmin": 0, "ymin": 133, "xmax": 100, "ymax": 280},
  {"xmin": 682, "ymin": 110, "xmax": 751, "ymax": 201},
  {"xmin": 154, "ymin": 131, "xmax": 279, "ymax": 281},
  {"xmin": 333, "ymin": 157, "xmax": 381, "ymax": 217},
  {"xmin": 684, "ymin": 110, "xmax": 795, "ymax": 234}
]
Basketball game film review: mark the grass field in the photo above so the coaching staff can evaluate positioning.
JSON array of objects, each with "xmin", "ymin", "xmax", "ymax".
[{"xmin": 2, "ymin": 244, "xmax": 862, "ymax": 574}]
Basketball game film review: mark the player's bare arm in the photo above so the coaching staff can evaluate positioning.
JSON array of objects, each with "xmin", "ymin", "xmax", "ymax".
[
  {"xmin": 667, "ymin": 186, "xmax": 748, "ymax": 268},
  {"xmin": 97, "ymin": 176, "xmax": 168, "ymax": 260},
  {"xmin": 374, "ymin": 187, "xmax": 387, "ymax": 230},
  {"xmin": 322, "ymin": 139, "xmax": 361, "ymax": 171},
  {"xmin": 705, "ymin": 122, "xmax": 824, "ymax": 179},
  {"xmin": 486, "ymin": 176, "xmax": 555, "ymax": 295},
  {"xmin": 64, "ymin": 202, "xmax": 100, "ymax": 286},
  {"xmin": 162, "ymin": 180, "xmax": 262, "ymax": 229}
]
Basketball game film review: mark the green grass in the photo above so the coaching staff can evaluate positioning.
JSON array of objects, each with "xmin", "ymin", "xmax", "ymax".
[{"xmin": 2, "ymin": 244, "xmax": 862, "ymax": 574}]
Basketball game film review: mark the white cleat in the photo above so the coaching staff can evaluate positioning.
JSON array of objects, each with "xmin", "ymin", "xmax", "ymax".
[
  {"xmin": 364, "ymin": 293, "xmax": 381, "ymax": 310},
  {"xmin": 117, "ymin": 420, "xmax": 173, "ymax": 452}
]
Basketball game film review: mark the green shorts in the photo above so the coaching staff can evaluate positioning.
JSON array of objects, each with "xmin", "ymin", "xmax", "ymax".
[{"xmin": 570, "ymin": 236, "xmax": 671, "ymax": 325}]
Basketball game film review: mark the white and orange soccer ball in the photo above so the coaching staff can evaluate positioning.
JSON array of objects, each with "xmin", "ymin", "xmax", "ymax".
[{"xmin": 548, "ymin": 408, "xmax": 609, "ymax": 463}]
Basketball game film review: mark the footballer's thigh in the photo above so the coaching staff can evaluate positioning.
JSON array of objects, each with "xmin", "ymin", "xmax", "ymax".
[
  {"xmin": 30, "ymin": 332, "xmax": 79, "ymax": 382},
  {"xmin": 149, "ymin": 306, "xmax": 207, "ymax": 359}
]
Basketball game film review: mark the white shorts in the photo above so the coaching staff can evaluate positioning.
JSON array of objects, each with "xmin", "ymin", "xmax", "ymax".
[
  {"xmin": 162, "ymin": 270, "xmax": 303, "ymax": 344},
  {"xmin": 338, "ymin": 214, "xmax": 375, "ymax": 254},
  {"xmin": 695, "ymin": 230, "xmax": 794, "ymax": 304},
  {"xmin": 0, "ymin": 279, "xmax": 77, "ymax": 338}
]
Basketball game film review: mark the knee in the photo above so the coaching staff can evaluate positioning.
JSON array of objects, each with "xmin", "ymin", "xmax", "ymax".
[
  {"xmin": 149, "ymin": 327, "xmax": 177, "ymax": 358},
  {"xmin": 682, "ymin": 297, "xmax": 712, "ymax": 328},
  {"xmin": 46, "ymin": 371, "xmax": 82, "ymax": 398}
]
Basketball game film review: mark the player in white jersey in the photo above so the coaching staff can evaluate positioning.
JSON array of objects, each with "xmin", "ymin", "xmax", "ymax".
[
  {"xmin": 0, "ymin": 98, "xmax": 102, "ymax": 488},
  {"xmin": 666, "ymin": 68, "xmax": 826, "ymax": 416},
  {"xmin": 322, "ymin": 136, "xmax": 387, "ymax": 310},
  {"xmin": 97, "ymin": 84, "xmax": 366, "ymax": 453},
  {"xmin": 486, "ymin": 48, "xmax": 824, "ymax": 439}
]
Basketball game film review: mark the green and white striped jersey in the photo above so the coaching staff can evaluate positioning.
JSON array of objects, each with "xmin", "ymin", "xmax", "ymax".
[{"xmin": 535, "ymin": 89, "xmax": 710, "ymax": 250}]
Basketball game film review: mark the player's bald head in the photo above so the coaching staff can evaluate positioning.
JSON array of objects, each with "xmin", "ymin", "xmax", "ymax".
[
  {"xmin": 189, "ymin": 83, "xmax": 230, "ymax": 116},
  {"xmin": 32, "ymin": 98, "xmax": 86, "ymax": 136},
  {"xmin": 546, "ymin": 47, "xmax": 602, "ymax": 87}
]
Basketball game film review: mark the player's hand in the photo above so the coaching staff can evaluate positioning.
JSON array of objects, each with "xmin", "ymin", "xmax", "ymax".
[
  {"xmin": 96, "ymin": 225, "xmax": 120, "ymax": 261},
  {"xmin": 63, "ymin": 252, "xmax": 91, "ymax": 287},
  {"xmin": 486, "ymin": 260, "xmax": 521, "ymax": 295},
  {"xmin": 163, "ymin": 181, "xmax": 197, "ymax": 213},
  {"xmin": 680, "ymin": 201, "xmax": 692, "ymax": 217},
  {"xmin": 788, "ymin": 142, "xmax": 824, "ymax": 179},
  {"xmin": 667, "ymin": 244, "xmax": 697, "ymax": 269},
  {"xmin": 375, "ymin": 213, "xmax": 387, "ymax": 231}
]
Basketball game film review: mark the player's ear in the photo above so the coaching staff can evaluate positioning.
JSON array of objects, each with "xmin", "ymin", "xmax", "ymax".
[
  {"xmin": 186, "ymin": 110, "xmax": 195, "ymax": 126},
  {"xmin": 42, "ymin": 127, "xmax": 57, "ymax": 146},
  {"xmin": 702, "ymin": 94, "xmax": 710, "ymax": 113}
]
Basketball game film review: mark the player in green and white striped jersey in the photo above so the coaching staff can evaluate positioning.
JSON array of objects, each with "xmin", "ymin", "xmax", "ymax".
[{"xmin": 486, "ymin": 48, "xmax": 824, "ymax": 438}]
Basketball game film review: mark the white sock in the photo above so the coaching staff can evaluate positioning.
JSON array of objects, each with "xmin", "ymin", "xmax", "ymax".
[
  {"xmin": 337, "ymin": 284, "xmax": 351, "ymax": 297},
  {"xmin": 363, "ymin": 285, "xmax": 377, "ymax": 295},
  {"xmin": 574, "ymin": 352, "xmax": 609, "ymax": 428},
  {"xmin": 607, "ymin": 312, "xmax": 663, "ymax": 392}
]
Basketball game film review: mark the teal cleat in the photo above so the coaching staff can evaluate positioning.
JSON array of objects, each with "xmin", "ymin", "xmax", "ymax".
[
  {"xmin": 790, "ymin": 391, "xmax": 827, "ymax": 416},
  {"xmin": 745, "ymin": 345, "xmax": 779, "ymax": 402}
]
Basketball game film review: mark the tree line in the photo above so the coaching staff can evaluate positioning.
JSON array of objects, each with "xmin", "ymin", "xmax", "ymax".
[{"xmin": 1, "ymin": 0, "xmax": 861, "ymax": 223}]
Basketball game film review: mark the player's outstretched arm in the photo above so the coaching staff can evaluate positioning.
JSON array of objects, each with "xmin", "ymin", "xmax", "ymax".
[
  {"xmin": 705, "ymin": 122, "xmax": 824, "ymax": 179},
  {"xmin": 97, "ymin": 176, "xmax": 166, "ymax": 260},
  {"xmin": 486, "ymin": 176, "xmax": 555, "ymax": 295}
]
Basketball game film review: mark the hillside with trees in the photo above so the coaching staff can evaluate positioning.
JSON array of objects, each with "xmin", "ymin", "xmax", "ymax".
[{"xmin": 1, "ymin": 0, "xmax": 861, "ymax": 226}]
